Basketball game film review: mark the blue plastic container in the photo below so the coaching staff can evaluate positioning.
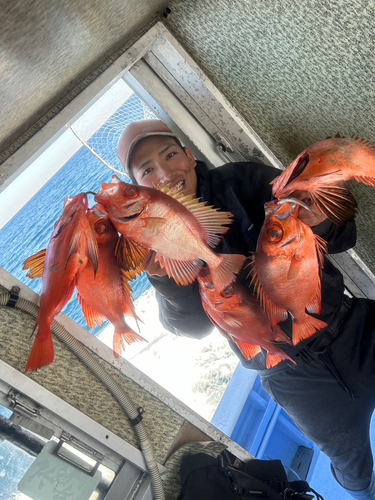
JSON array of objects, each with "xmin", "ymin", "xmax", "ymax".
[{"xmin": 212, "ymin": 363, "xmax": 320, "ymax": 481}]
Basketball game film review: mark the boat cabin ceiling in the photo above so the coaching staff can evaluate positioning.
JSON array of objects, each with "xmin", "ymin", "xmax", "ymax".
[{"xmin": 1, "ymin": 0, "xmax": 374, "ymax": 275}]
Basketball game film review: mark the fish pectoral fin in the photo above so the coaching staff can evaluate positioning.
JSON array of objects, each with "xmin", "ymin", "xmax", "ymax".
[
  {"xmin": 116, "ymin": 235, "xmax": 150, "ymax": 273},
  {"xmin": 222, "ymin": 313, "xmax": 242, "ymax": 328},
  {"xmin": 22, "ymin": 248, "xmax": 46, "ymax": 278},
  {"xmin": 232, "ymin": 339, "xmax": 262, "ymax": 361},
  {"xmin": 86, "ymin": 229, "xmax": 100, "ymax": 276},
  {"xmin": 156, "ymin": 255, "xmax": 203, "ymax": 286},
  {"xmin": 77, "ymin": 293, "xmax": 107, "ymax": 329},
  {"xmin": 287, "ymin": 256, "xmax": 303, "ymax": 280},
  {"xmin": 142, "ymin": 217, "xmax": 167, "ymax": 231},
  {"xmin": 310, "ymin": 184, "xmax": 357, "ymax": 225}
]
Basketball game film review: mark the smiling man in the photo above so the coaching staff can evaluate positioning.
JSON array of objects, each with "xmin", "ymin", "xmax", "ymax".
[{"xmin": 117, "ymin": 119, "xmax": 375, "ymax": 500}]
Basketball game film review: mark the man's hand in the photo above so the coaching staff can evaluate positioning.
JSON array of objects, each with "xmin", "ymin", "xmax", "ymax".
[
  {"xmin": 145, "ymin": 251, "xmax": 168, "ymax": 277},
  {"xmin": 291, "ymin": 190, "xmax": 328, "ymax": 227}
]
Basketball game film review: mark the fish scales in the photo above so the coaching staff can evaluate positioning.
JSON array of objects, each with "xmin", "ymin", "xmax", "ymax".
[
  {"xmin": 197, "ymin": 269, "xmax": 294, "ymax": 369},
  {"xmin": 249, "ymin": 200, "xmax": 327, "ymax": 346},
  {"xmin": 95, "ymin": 176, "xmax": 246, "ymax": 291}
]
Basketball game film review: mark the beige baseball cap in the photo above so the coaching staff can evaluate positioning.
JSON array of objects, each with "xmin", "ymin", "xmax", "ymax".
[{"xmin": 117, "ymin": 119, "xmax": 179, "ymax": 175}]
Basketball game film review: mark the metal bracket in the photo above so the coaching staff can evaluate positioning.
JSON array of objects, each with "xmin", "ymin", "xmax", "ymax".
[
  {"xmin": 5, "ymin": 286, "xmax": 20, "ymax": 308},
  {"xmin": 52, "ymin": 436, "xmax": 103, "ymax": 477},
  {"xmin": 7, "ymin": 388, "xmax": 41, "ymax": 418},
  {"xmin": 213, "ymin": 132, "xmax": 234, "ymax": 154}
]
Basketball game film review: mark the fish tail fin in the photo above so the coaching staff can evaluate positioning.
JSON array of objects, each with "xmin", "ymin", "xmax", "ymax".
[
  {"xmin": 113, "ymin": 324, "xmax": 147, "ymax": 358},
  {"xmin": 292, "ymin": 315, "xmax": 327, "ymax": 345},
  {"xmin": 25, "ymin": 325, "xmax": 54, "ymax": 372},
  {"xmin": 210, "ymin": 253, "xmax": 246, "ymax": 292},
  {"xmin": 266, "ymin": 350, "xmax": 296, "ymax": 369}
]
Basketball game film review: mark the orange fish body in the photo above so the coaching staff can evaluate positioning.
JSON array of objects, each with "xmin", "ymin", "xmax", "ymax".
[
  {"xmin": 24, "ymin": 194, "xmax": 99, "ymax": 371},
  {"xmin": 94, "ymin": 176, "xmax": 246, "ymax": 292},
  {"xmin": 271, "ymin": 137, "xmax": 375, "ymax": 225},
  {"xmin": 249, "ymin": 201, "xmax": 327, "ymax": 346},
  {"xmin": 76, "ymin": 205, "xmax": 146, "ymax": 358},
  {"xmin": 197, "ymin": 269, "xmax": 294, "ymax": 369}
]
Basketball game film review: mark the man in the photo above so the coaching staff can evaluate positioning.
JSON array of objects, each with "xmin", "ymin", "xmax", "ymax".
[{"xmin": 117, "ymin": 119, "xmax": 375, "ymax": 499}]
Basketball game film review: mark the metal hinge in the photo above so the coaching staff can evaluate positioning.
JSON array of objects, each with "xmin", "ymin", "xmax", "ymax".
[{"xmin": 7, "ymin": 389, "xmax": 41, "ymax": 418}]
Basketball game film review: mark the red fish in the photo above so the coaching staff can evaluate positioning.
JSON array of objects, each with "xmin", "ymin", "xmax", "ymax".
[
  {"xmin": 271, "ymin": 136, "xmax": 375, "ymax": 225},
  {"xmin": 23, "ymin": 194, "xmax": 99, "ymax": 371},
  {"xmin": 94, "ymin": 176, "xmax": 246, "ymax": 292},
  {"xmin": 248, "ymin": 200, "xmax": 328, "ymax": 346},
  {"xmin": 197, "ymin": 269, "xmax": 294, "ymax": 369},
  {"xmin": 76, "ymin": 205, "xmax": 146, "ymax": 358}
]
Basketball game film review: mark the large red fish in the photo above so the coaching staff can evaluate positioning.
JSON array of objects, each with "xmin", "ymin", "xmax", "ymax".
[
  {"xmin": 76, "ymin": 205, "xmax": 146, "ymax": 358},
  {"xmin": 197, "ymin": 269, "xmax": 294, "ymax": 369},
  {"xmin": 271, "ymin": 136, "xmax": 375, "ymax": 225},
  {"xmin": 94, "ymin": 176, "xmax": 246, "ymax": 292},
  {"xmin": 23, "ymin": 194, "xmax": 99, "ymax": 371},
  {"xmin": 248, "ymin": 200, "xmax": 328, "ymax": 346}
]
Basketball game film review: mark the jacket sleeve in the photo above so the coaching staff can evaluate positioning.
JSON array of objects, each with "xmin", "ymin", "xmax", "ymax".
[{"xmin": 148, "ymin": 275, "xmax": 214, "ymax": 338}]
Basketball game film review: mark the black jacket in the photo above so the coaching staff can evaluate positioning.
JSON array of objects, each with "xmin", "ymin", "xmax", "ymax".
[{"xmin": 149, "ymin": 161, "xmax": 357, "ymax": 371}]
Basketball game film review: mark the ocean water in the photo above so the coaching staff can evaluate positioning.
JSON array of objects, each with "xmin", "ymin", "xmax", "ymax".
[{"xmin": 0, "ymin": 94, "xmax": 151, "ymax": 336}]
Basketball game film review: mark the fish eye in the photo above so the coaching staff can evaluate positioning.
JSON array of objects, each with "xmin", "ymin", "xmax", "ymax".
[
  {"xmin": 221, "ymin": 285, "xmax": 234, "ymax": 298},
  {"xmin": 204, "ymin": 279, "xmax": 215, "ymax": 290},
  {"xmin": 94, "ymin": 222, "xmax": 108, "ymax": 234},
  {"xmin": 267, "ymin": 225, "xmax": 283, "ymax": 242},
  {"xmin": 123, "ymin": 186, "xmax": 138, "ymax": 198}
]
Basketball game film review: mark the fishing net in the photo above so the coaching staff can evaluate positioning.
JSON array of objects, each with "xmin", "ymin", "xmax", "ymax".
[{"xmin": 70, "ymin": 80, "xmax": 156, "ymax": 177}]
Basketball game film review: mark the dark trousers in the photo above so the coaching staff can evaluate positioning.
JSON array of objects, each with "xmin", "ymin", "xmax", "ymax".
[{"xmin": 260, "ymin": 298, "xmax": 375, "ymax": 491}]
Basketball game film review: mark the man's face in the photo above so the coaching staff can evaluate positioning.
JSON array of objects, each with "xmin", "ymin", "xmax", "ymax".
[{"xmin": 130, "ymin": 136, "xmax": 198, "ymax": 196}]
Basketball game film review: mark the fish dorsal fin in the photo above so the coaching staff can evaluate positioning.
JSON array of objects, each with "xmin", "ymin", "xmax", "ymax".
[
  {"xmin": 23, "ymin": 248, "xmax": 46, "ymax": 278},
  {"xmin": 314, "ymin": 234, "xmax": 328, "ymax": 271},
  {"xmin": 351, "ymin": 135, "xmax": 375, "ymax": 152},
  {"xmin": 247, "ymin": 259, "xmax": 288, "ymax": 327},
  {"xmin": 157, "ymin": 184, "xmax": 233, "ymax": 247},
  {"xmin": 116, "ymin": 235, "xmax": 150, "ymax": 273},
  {"xmin": 232, "ymin": 338, "xmax": 262, "ymax": 361},
  {"xmin": 156, "ymin": 254, "xmax": 203, "ymax": 286},
  {"xmin": 77, "ymin": 292, "xmax": 107, "ymax": 329}
]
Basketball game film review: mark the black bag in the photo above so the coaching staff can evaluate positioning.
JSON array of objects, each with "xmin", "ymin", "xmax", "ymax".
[{"xmin": 178, "ymin": 451, "xmax": 323, "ymax": 500}]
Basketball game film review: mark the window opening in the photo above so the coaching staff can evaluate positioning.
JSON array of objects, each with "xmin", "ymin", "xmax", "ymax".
[
  {"xmin": 0, "ymin": 402, "xmax": 116, "ymax": 500},
  {"xmin": 0, "ymin": 70, "xmax": 238, "ymax": 425}
]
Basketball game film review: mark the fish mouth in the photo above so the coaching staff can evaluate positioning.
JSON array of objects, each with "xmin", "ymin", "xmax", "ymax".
[
  {"xmin": 288, "ymin": 152, "xmax": 310, "ymax": 184},
  {"xmin": 114, "ymin": 204, "xmax": 145, "ymax": 223}
]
